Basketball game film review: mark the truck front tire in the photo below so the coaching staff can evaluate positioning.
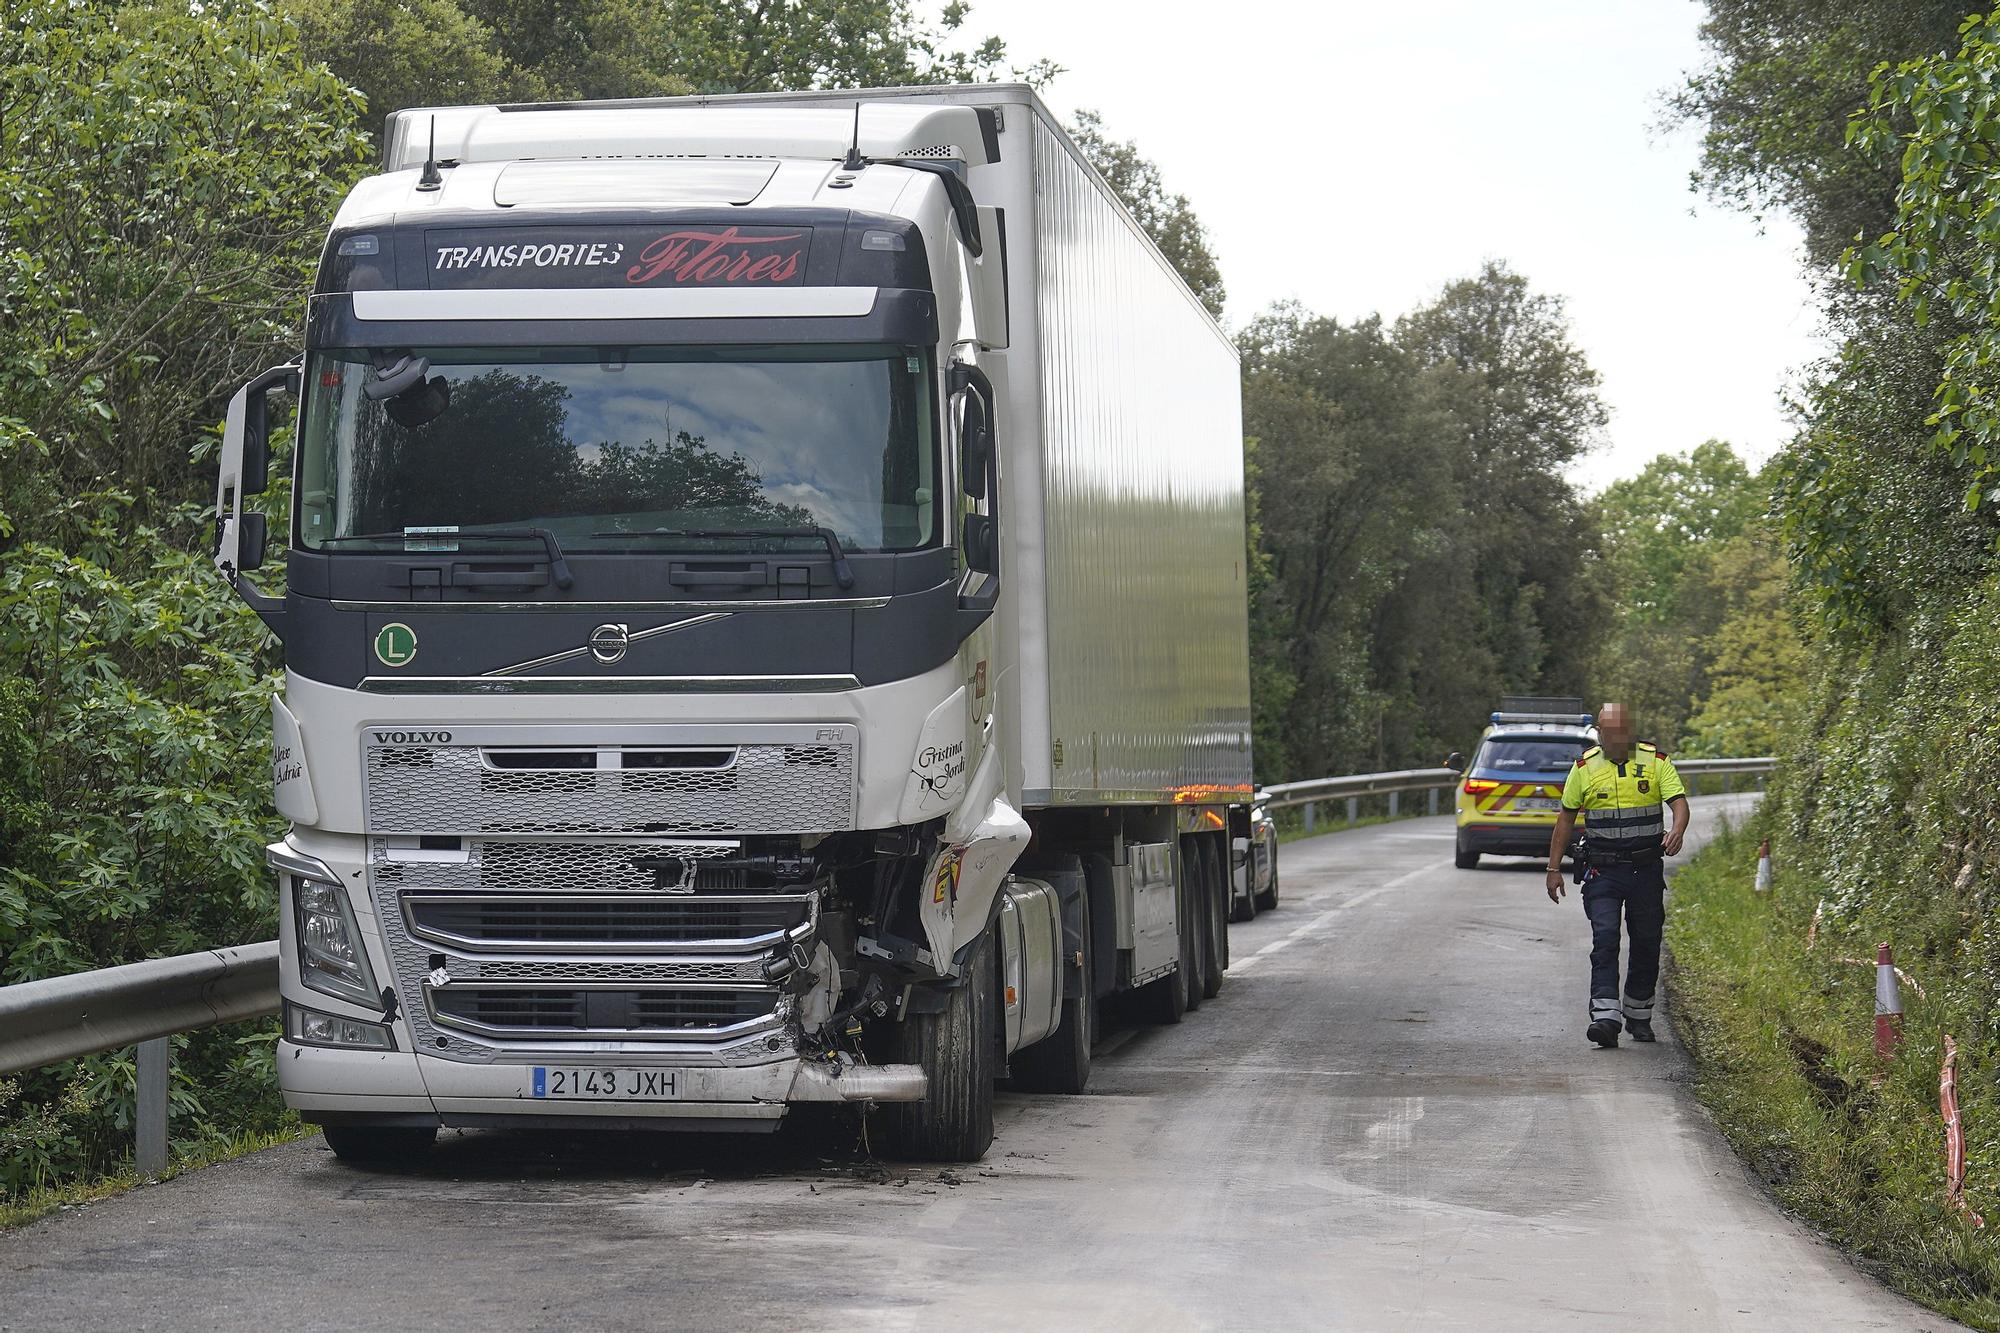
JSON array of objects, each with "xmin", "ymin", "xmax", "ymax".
[{"xmin": 877, "ymin": 929, "xmax": 998, "ymax": 1162}]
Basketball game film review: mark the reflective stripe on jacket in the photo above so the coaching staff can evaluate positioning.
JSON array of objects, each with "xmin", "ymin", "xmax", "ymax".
[{"xmin": 1560, "ymin": 742, "xmax": 1685, "ymax": 858}]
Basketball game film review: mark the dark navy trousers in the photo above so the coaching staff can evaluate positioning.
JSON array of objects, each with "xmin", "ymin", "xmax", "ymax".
[{"xmin": 1580, "ymin": 860, "xmax": 1665, "ymax": 1029}]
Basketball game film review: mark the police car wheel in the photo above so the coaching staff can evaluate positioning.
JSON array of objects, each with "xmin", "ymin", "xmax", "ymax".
[{"xmin": 1453, "ymin": 840, "xmax": 1479, "ymax": 870}]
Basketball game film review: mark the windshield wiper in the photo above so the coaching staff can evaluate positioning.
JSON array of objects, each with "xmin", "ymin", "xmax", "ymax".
[
  {"xmin": 591, "ymin": 526, "xmax": 855, "ymax": 590},
  {"xmin": 321, "ymin": 527, "xmax": 574, "ymax": 589}
]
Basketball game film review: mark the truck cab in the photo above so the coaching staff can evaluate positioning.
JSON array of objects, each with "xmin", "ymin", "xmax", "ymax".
[{"xmin": 215, "ymin": 88, "xmax": 1251, "ymax": 1164}]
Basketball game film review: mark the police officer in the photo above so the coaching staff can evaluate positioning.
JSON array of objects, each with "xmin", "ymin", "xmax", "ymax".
[{"xmin": 1544, "ymin": 702, "xmax": 1689, "ymax": 1048}]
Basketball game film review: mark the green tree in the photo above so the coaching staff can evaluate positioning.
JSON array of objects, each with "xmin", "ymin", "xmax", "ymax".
[
  {"xmin": 1680, "ymin": 532, "xmax": 1807, "ymax": 756},
  {"xmin": 1671, "ymin": 0, "xmax": 1995, "ymax": 637},
  {"xmin": 1671, "ymin": 1, "xmax": 1966, "ymax": 268},
  {"xmin": 0, "ymin": 0, "xmax": 366, "ymax": 1192},
  {"xmin": 1849, "ymin": 11, "xmax": 2000, "ymax": 526},
  {"xmin": 1594, "ymin": 440, "xmax": 1763, "ymax": 623},
  {"xmin": 1068, "ymin": 109, "xmax": 1226, "ymax": 320},
  {"xmin": 291, "ymin": 0, "xmax": 1052, "ymax": 139},
  {"xmin": 1241, "ymin": 308, "xmax": 1457, "ymax": 775},
  {"xmin": 1590, "ymin": 442, "xmax": 1775, "ymax": 747},
  {"xmin": 1395, "ymin": 260, "xmax": 1612, "ymax": 711},
  {"xmin": 284, "ymin": 0, "xmax": 526, "ymax": 140},
  {"xmin": 0, "ymin": 1, "xmax": 370, "ymax": 516}
]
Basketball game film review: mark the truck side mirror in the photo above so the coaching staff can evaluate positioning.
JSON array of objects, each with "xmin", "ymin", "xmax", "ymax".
[
  {"xmin": 948, "ymin": 359, "xmax": 1000, "ymax": 627},
  {"xmin": 237, "ymin": 511, "xmax": 269, "ymax": 572},
  {"xmin": 963, "ymin": 512, "xmax": 996, "ymax": 574},
  {"xmin": 958, "ymin": 390, "xmax": 990, "ymax": 501},
  {"xmin": 215, "ymin": 363, "xmax": 297, "ymax": 639}
]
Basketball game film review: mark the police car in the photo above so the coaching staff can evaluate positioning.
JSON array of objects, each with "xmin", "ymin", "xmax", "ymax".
[{"xmin": 1450, "ymin": 697, "xmax": 1598, "ymax": 870}]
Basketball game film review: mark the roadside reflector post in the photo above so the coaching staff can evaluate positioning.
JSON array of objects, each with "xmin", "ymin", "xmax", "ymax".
[
  {"xmin": 1941, "ymin": 1035, "xmax": 1986, "ymax": 1226},
  {"xmin": 1345, "ymin": 797, "xmax": 1359, "ymax": 826},
  {"xmin": 1755, "ymin": 839, "xmax": 1772, "ymax": 894},
  {"xmin": 1388, "ymin": 791, "xmax": 1400, "ymax": 819},
  {"xmin": 136, "ymin": 1037, "xmax": 169, "ymax": 1177},
  {"xmin": 1875, "ymin": 943, "xmax": 1904, "ymax": 1064}
]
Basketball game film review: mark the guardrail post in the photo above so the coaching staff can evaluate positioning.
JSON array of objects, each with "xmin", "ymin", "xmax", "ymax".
[
  {"xmin": 1388, "ymin": 791, "xmax": 1400, "ymax": 819},
  {"xmin": 136, "ymin": 1037, "xmax": 169, "ymax": 1177},
  {"xmin": 1428, "ymin": 788, "xmax": 1439, "ymax": 816},
  {"xmin": 1303, "ymin": 802, "xmax": 1316, "ymax": 833},
  {"xmin": 1345, "ymin": 797, "xmax": 1359, "ymax": 825},
  {"xmin": 1722, "ymin": 774, "xmax": 1733, "ymax": 794}
]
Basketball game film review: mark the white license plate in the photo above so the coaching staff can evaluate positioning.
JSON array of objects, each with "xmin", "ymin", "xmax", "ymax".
[
  {"xmin": 1512, "ymin": 797, "xmax": 1560, "ymax": 812},
  {"xmin": 531, "ymin": 1067, "xmax": 681, "ymax": 1100}
]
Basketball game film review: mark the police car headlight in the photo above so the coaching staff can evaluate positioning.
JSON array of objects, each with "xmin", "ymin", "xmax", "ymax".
[{"xmin": 293, "ymin": 876, "xmax": 379, "ymax": 1007}]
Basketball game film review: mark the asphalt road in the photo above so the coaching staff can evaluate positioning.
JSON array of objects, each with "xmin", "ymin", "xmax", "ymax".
[{"xmin": 0, "ymin": 796, "xmax": 1949, "ymax": 1331}]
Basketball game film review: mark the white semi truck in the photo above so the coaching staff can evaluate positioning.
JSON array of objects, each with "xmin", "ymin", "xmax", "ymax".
[{"xmin": 214, "ymin": 84, "xmax": 1251, "ymax": 1163}]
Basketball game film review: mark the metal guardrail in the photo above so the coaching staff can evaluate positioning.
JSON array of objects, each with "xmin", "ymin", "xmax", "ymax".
[
  {"xmin": 1264, "ymin": 756, "xmax": 1776, "ymax": 831},
  {"xmin": 0, "ymin": 942, "xmax": 279, "ymax": 1175}
]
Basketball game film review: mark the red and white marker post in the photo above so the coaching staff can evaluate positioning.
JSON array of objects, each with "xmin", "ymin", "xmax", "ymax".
[
  {"xmin": 1754, "ymin": 838, "xmax": 1772, "ymax": 893},
  {"xmin": 1941, "ymin": 1034, "xmax": 1985, "ymax": 1226},
  {"xmin": 1875, "ymin": 942, "xmax": 1904, "ymax": 1063}
]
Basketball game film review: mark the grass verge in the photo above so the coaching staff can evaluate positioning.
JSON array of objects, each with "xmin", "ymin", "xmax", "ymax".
[
  {"xmin": 1668, "ymin": 815, "xmax": 2000, "ymax": 1329},
  {"xmin": 0, "ymin": 1121, "xmax": 312, "ymax": 1231}
]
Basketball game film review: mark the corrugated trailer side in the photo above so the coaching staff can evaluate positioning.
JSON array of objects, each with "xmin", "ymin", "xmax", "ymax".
[{"xmin": 1019, "ymin": 109, "xmax": 1251, "ymax": 806}]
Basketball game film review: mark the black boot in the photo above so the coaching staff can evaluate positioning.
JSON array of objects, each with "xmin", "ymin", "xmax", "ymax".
[
  {"xmin": 1587, "ymin": 1019, "xmax": 1620, "ymax": 1048},
  {"xmin": 1628, "ymin": 1018, "xmax": 1656, "ymax": 1043}
]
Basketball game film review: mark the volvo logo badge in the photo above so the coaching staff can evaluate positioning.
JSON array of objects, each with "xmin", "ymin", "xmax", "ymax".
[{"xmin": 588, "ymin": 623, "xmax": 630, "ymax": 664}]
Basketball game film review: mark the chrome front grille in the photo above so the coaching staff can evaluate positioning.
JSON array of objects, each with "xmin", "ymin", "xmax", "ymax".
[
  {"xmin": 371, "ymin": 838, "xmax": 737, "ymax": 896},
  {"xmin": 431, "ymin": 984, "xmax": 781, "ymax": 1040},
  {"xmin": 365, "ymin": 832, "xmax": 810, "ymax": 1060},
  {"xmin": 356, "ymin": 724, "xmax": 848, "ymax": 1061},
  {"xmin": 362, "ymin": 736, "xmax": 856, "ymax": 835}
]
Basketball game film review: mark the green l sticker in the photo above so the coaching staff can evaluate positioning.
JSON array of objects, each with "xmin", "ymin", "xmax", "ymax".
[{"xmin": 374, "ymin": 622, "xmax": 417, "ymax": 667}]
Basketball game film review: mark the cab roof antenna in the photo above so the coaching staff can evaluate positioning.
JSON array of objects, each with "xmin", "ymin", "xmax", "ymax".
[
  {"xmin": 841, "ymin": 101, "xmax": 866, "ymax": 173},
  {"xmin": 416, "ymin": 116, "xmax": 444, "ymax": 192}
]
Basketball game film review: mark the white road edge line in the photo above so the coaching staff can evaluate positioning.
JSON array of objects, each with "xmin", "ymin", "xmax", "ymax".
[{"xmin": 1231, "ymin": 857, "xmax": 1454, "ymax": 975}]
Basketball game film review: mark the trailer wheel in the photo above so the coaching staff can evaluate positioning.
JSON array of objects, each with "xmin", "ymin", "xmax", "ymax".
[
  {"xmin": 1010, "ymin": 908, "xmax": 1093, "ymax": 1094},
  {"xmin": 876, "ymin": 929, "xmax": 997, "ymax": 1162},
  {"xmin": 321, "ymin": 1124, "xmax": 436, "ymax": 1164},
  {"xmin": 1200, "ymin": 836, "xmax": 1226, "ymax": 1000}
]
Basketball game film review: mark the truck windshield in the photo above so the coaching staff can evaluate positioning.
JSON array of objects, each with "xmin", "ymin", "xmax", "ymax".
[{"xmin": 295, "ymin": 344, "xmax": 935, "ymax": 553}]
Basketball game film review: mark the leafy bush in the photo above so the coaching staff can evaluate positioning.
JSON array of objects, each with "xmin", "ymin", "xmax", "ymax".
[{"xmin": 0, "ymin": 0, "xmax": 362, "ymax": 1195}]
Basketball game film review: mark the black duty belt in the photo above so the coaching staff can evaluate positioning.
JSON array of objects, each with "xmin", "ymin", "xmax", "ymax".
[{"xmin": 1581, "ymin": 847, "xmax": 1662, "ymax": 867}]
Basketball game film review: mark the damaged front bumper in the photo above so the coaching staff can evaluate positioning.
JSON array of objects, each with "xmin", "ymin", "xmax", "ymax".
[{"xmin": 279, "ymin": 1042, "xmax": 926, "ymax": 1130}]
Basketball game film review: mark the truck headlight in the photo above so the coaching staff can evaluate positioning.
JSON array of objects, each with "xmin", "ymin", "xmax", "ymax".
[
  {"xmin": 285, "ymin": 1000, "xmax": 395, "ymax": 1050},
  {"xmin": 293, "ymin": 876, "xmax": 380, "ymax": 1006}
]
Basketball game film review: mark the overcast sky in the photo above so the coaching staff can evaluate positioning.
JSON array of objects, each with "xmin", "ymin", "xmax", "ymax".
[{"xmin": 972, "ymin": 0, "xmax": 1823, "ymax": 490}]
